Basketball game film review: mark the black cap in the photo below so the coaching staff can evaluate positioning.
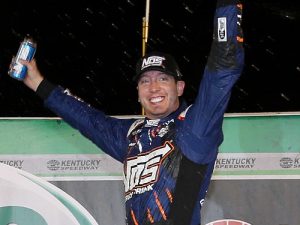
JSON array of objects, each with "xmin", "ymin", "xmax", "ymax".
[{"xmin": 134, "ymin": 51, "xmax": 183, "ymax": 82}]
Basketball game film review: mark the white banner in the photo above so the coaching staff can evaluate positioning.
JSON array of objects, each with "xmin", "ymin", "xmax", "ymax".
[
  {"xmin": 0, "ymin": 163, "xmax": 99, "ymax": 225},
  {"xmin": 1, "ymin": 152, "xmax": 300, "ymax": 180}
]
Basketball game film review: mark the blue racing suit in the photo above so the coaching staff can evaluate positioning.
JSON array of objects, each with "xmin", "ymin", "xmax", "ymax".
[{"xmin": 36, "ymin": 0, "xmax": 244, "ymax": 224}]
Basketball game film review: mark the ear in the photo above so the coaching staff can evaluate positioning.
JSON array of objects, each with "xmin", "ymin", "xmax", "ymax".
[{"xmin": 176, "ymin": 81, "xmax": 185, "ymax": 97}]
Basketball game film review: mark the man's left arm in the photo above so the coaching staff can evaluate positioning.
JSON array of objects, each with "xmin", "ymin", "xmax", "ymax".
[{"xmin": 180, "ymin": 0, "xmax": 244, "ymax": 164}]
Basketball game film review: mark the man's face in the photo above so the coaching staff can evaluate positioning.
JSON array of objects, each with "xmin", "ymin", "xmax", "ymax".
[{"xmin": 137, "ymin": 70, "xmax": 185, "ymax": 119}]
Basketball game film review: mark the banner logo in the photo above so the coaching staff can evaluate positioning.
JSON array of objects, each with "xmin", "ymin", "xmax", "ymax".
[
  {"xmin": 0, "ymin": 160, "xmax": 24, "ymax": 169},
  {"xmin": 280, "ymin": 157, "xmax": 300, "ymax": 168},
  {"xmin": 47, "ymin": 159, "xmax": 102, "ymax": 171},
  {"xmin": 279, "ymin": 157, "xmax": 293, "ymax": 168},
  {"xmin": 215, "ymin": 157, "xmax": 256, "ymax": 169}
]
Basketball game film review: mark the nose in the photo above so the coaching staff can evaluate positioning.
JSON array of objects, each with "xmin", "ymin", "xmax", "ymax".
[{"xmin": 149, "ymin": 80, "xmax": 160, "ymax": 92}]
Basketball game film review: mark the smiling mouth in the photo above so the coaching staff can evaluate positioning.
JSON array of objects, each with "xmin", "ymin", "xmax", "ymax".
[{"xmin": 150, "ymin": 96, "xmax": 164, "ymax": 103}]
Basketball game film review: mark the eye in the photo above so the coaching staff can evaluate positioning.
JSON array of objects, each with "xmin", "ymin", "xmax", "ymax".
[
  {"xmin": 139, "ymin": 77, "xmax": 150, "ymax": 85},
  {"xmin": 158, "ymin": 75, "xmax": 169, "ymax": 82}
]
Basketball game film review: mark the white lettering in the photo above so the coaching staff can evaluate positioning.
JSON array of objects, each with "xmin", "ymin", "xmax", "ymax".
[
  {"xmin": 141, "ymin": 56, "xmax": 165, "ymax": 70},
  {"xmin": 124, "ymin": 142, "xmax": 174, "ymax": 194}
]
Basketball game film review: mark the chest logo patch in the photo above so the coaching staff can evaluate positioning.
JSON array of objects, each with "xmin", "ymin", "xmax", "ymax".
[{"xmin": 124, "ymin": 141, "xmax": 174, "ymax": 200}]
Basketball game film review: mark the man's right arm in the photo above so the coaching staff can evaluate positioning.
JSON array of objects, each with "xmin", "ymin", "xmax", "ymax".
[{"xmin": 21, "ymin": 59, "xmax": 133, "ymax": 163}]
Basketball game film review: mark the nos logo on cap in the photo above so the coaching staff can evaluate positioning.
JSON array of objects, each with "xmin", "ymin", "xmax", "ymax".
[{"xmin": 141, "ymin": 56, "xmax": 165, "ymax": 70}]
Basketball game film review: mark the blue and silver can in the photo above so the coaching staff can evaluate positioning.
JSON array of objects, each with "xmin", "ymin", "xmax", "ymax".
[{"xmin": 8, "ymin": 37, "xmax": 37, "ymax": 80}]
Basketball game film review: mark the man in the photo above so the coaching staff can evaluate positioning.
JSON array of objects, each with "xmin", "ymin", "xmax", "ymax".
[{"xmin": 19, "ymin": 0, "xmax": 244, "ymax": 224}]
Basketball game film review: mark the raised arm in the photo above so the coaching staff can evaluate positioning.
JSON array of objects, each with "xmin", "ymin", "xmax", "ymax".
[
  {"xmin": 20, "ymin": 59, "xmax": 133, "ymax": 162},
  {"xmin": 180, "ymin": 0, "xmax": 244, "ymax": 163}
]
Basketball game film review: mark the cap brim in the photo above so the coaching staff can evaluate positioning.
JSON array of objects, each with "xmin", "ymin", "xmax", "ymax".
[{"xmin": 133, "ymin": 66, "xmax": 176, "ymax": 82}]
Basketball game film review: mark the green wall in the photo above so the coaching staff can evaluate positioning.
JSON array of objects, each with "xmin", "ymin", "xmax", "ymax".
[{"xmin": 0, "ymin": 114, "xmax": 299, "ymax": 154}]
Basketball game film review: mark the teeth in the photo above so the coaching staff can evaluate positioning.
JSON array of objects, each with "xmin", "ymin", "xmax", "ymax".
[{"xmin": 150, "ymin": 97, "xmax": 163, "ymax": 103}]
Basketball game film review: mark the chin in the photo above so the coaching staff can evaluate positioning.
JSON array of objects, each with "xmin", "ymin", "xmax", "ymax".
[{"xmin": 150, "ymin": 111, "xmax": 169, "ymax": 119}]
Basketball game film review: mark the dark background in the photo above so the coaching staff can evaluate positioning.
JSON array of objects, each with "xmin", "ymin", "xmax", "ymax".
[{"xmin": 0, "ymin": 0, "xmax": 299, "ymax": 117}]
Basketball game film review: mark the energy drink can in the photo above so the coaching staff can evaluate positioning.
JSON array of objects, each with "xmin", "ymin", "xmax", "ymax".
[{"xmin": 8, "ymin": 37, "xmax": 37, "ymax": 81}]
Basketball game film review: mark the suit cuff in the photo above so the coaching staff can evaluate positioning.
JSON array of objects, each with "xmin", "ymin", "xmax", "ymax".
[{"xmin": 36, "ymin": 79, "xmax": 57, "ymax": 100}]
